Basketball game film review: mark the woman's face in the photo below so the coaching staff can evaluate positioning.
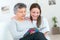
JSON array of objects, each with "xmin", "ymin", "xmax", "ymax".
[
  {"xmin": 16, "ymin": 8, "xmax": 26, "ymax": 19},
  {"xmin": 30, "ymin": 8, "xmax": 40, "ymax": 20}
]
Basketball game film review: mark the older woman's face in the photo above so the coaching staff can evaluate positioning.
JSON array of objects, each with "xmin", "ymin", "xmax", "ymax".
[
  {"xmin": 16, "ymin": 8, "xmax": 26, "ymax": 19},
  {"xmin": 30, "ymin": 8, "xmax": 40, "ymax": 20}
]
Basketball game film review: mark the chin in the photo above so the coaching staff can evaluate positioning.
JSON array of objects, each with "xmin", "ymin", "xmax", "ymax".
[
  {"xmin": 22, "ymin": 17, "xmax": 25, "ymax": 19},
  {"xmin": 33, "ymin": 18, "xmax": 37, "ymax": 20}
]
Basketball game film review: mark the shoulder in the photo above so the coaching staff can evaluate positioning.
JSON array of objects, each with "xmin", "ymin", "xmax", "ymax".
[
  {"xmin": 25, "ymin": 17, "xmax": 31, "ymax": 20},
  {"xmin": 41, "ymin": 16, "xmax": 48, "ymax": 22},
  {"xmin": 25, "ymin": 17, "xmax": 32, "ymax": 22},
  {"xmin": 8, "ymin": 18, "xmax": 17, "ymax": 26},
  {"xmin": 40, "ymin": 16, "xmax": 49, "ymax": 27}
]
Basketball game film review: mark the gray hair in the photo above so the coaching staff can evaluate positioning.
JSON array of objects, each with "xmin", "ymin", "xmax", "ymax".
[{"xmin": 14, "ymin": 3, "xmax": 26, "ymax": 14}]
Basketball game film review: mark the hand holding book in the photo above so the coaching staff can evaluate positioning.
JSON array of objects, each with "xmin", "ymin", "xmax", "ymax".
[{"xmin": 24, "ymin": 28, "xmax": 39, "ymax": 37}]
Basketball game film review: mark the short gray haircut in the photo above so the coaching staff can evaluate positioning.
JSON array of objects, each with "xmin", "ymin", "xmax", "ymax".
[{"xmin": 14, "ymin": 3, "xmax": 26, "ymax": 14}]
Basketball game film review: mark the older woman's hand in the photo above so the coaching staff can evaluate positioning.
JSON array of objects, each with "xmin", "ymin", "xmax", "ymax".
[{"xmin": 29, "ymin": 28, "xmax": 39, "ymax": 34}]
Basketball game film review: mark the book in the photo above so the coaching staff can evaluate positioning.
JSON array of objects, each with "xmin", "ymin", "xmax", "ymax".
[{"xmin": 24, "ymin": 28, "xmax": 39, "ymax": 37}]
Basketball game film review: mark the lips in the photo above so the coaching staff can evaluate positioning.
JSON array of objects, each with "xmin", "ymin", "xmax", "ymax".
[
  {"xmin": 22, "ymin": 15, "xmax": 25, "ymax": 17},
  {"xmin": 32, "ymin": 15, "xmax": 36, "ymax": 17},
  {"xmin": 33, "ymin": 16, "xmax": 37, "ymax": 18}
]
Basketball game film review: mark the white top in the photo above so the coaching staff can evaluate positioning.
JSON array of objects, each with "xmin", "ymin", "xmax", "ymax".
[
  {"xmin": 7, "ymin": 19, "xmax": 34, "ymax": 40},
  {"xmin": 32, "ymin": 17, "xmax": 50, "ymax": 40}
]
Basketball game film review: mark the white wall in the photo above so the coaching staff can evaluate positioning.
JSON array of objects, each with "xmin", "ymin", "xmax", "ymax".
[
  {"xmin": 0, "ymin": 0, "xmax": 60, "ymax": 40},
  {"xmin": 38, "ymin": 0, "xmax": 60, "ymax": 27}
]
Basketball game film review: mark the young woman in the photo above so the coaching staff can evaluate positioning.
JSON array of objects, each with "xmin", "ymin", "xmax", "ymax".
[
  {"xmin": 7, "ymin": 3, "xmax": 47, "ymax": 40},
  {"xmin": 30, "ymin": 3, "xmax": 50, "ymax": 40}
]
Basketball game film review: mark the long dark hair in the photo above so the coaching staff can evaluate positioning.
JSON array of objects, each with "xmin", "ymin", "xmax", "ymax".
[{"xmin": 30, "ymin": 3, "xmax": 41, "ymax": 28}]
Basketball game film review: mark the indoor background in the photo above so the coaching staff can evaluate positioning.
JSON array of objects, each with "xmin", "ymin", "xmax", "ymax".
[{"xmin": 0, "ymin": 0, "xmax": 60, "ymax": 40}]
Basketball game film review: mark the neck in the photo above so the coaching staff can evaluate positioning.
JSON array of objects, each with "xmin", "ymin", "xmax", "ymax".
[
  {"xmin": 33, "ymin": 19, "xmax": 37, "ymax": 21},
  {"xmin": 16, "ymin": 16, "xmax": 25, "ymax": 22}
]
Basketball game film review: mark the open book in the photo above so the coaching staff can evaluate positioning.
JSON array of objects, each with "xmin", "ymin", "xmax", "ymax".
[{"xmin": 24, "ymin": 28, "xmax": 39, "ymax": 37}]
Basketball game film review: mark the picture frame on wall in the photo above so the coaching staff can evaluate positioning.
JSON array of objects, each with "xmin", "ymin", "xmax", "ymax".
[
  {"xmin": 1, "ymin": 6, "xmax": 10, "ymax": 14},
  {"xmin": 49, "ymin": 0, "xmax": 56, "ymax": 5},
  {"xmin": 1, "ymin": 6, "xmax": 9, "ymax": 11}
]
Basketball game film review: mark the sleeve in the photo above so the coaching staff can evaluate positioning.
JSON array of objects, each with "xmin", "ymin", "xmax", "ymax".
[
  {"xmin": 40, "ymin": 18, "xmax": 50, "ymax": 33},
  {"xmin": 7, "ymin": 20, "xmax": 28, "ymax": 39}
]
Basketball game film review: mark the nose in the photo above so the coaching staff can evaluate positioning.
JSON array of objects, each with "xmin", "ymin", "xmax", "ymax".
[
  {"xmin": 34, "ymin": 13, "xmax": 38, "ymax": 16},
  {"xmin": 22, "ymin": 12, "xmax": 26, "ymax": 15}
]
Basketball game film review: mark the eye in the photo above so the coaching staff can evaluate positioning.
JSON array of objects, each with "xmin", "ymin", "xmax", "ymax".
[
  {"xmin": 20, "ymin": 11, "xmax": 23, "ymax": 13},
  {"xmin": 37, "ymin": 12, "xmax": 39, "ymax": 14},
  {"xmin": 24, "ymin": 11, "xmax": 26, "ymax": 13},
  {"xmin": 33, "ymin": 12, "xmax": 35, "ymax": 13},
  {"xmin": 37, "ymin": 12, "xmax": 40, "ymax": 14}
]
